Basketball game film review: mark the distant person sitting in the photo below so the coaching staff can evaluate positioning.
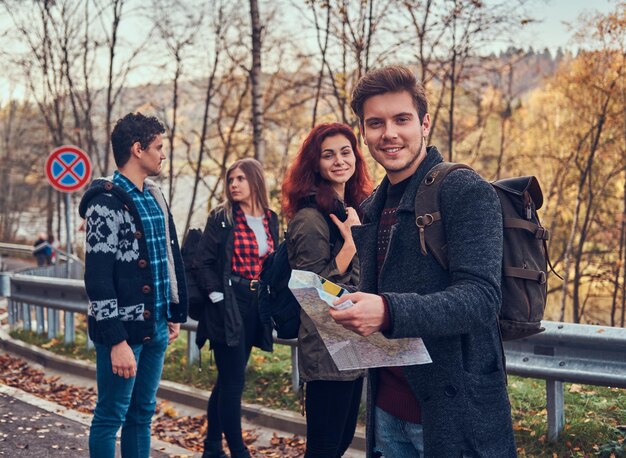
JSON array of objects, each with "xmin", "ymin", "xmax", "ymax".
[{"xmin": 33, "ymin": 232, "xmax": 48, "ymax": 266}]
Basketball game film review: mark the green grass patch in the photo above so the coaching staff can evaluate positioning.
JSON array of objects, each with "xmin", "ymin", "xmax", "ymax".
[
  {"xmin": 8, "ymin": 328, "xmax": 625, "ymax": 455},
  {"xmin": 509, "ymin": 376, "xmax": 626, "ymax": 457},
  {"xmin": 161, "ymin": 338, "xmax": 300, "ymax": 412},
  {"xmin": 10, "ymin": 328, "xmax": 96, "ymax": 362}
]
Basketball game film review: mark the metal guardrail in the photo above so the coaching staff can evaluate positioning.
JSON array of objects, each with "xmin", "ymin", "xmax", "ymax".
[
  {"xmin": 0, "ymin": 241, "xmax": 84, "ymax": 268},
  {"xmin": 503, "ymin": 322, "xmax": 626, "ymax": 441},
  {"xmin": 504, "ymin": 322, "xmax": 626, "ymax": 388},
  {"xmin": 1, "ymin": 265, "xmax": 302, "ymax": 392},
  {"xmin": 1, "ymin": 265, "xmax": 625, "ymax": 442}
]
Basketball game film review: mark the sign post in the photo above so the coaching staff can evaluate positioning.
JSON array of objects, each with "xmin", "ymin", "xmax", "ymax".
[
  {"xmin": 45, "ymin": 145, "xmax": 92, "ymax": 258},
  {"xmin": 45, "ymin": 145, "xmax": 92, "ymax": 257},
  {"xmin": 45, "ymin": 145, "xmax": 91, "ymax": 343}
]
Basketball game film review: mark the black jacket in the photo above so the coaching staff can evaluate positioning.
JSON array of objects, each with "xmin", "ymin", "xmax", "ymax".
[{"xmin": 195, "ymin": 205, "xmax": 278, "ymax": 350}]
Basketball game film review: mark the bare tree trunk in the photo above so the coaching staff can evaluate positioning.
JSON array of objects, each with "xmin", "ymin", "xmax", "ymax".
[
  {"xmin": 622, "ymin": 256, "xmax": 626, "ymax": 328},
  {"xmin": 46, "ymin": 188, "xmax": 54, "ymax": 237},
  {"xmin": 183, "ymin": 38, "xmax": 222, "ymax": 236},
  {"xmin": 0, "ymin": 100, "xmax": 19, "ymax": 240},
  {"xmin": 560, "ymin": 73, "xmax": 618, "ymax": 322},
  {"xmin": 102, "ymin": 0, "xmax": 125, "ymax": 175},
  {"xmin": 447, "ymin": 1, "xmax": 458, "ymax": 162},
  {"xmin": 310, "ymin": 2, "xmax": 330, "ymax": 129},
  {"xmin": 169, "ymin": 55, "xmax": 181, "ymax": 203},
  {"xmin": 610, "ymin": 69, "xmax": 626, "ymax": 326},
  {"xmin": 611, "ymin": 167, "xmax": 626, "ymax": 325},
  {"xmin": 249, "ymin": 0, "xmax": 265, "ymax": 162}
]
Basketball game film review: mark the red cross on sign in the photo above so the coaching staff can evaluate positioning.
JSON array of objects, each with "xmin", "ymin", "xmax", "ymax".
[{"xmin": 45, "ymin": 146, "xmax": 92, "ymax": 193}]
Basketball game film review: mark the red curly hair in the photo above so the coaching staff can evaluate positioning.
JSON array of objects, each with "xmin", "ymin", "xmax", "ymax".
[{"xmin": 282, "ymin": 123, "xmax": 373, "ymax": 220}]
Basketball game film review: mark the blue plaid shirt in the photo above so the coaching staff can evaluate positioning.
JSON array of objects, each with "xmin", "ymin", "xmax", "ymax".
[{"xmin": 113, "ymin": 171, "xmax": 170, "ymax": 319}]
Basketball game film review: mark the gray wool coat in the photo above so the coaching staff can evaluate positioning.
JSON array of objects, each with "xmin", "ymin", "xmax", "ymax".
[{"xmin": 355, "ymin": 147, "xmax": 517, "ymax": 458}]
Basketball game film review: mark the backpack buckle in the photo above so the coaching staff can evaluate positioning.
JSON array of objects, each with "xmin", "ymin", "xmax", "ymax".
[
  {"xmin": 425, "ymin": 173, "xmax": 438, "ymax": 185},
  {"xmin": 415, "ymin": 214, "xmax": 435, "ymax": 228},
  {"xmin": 249, "ymin": 279, "xmax": 259, "ymax": 291},
  {"xmin": 535, "ymin": 226, "xmax": 549, "ymax": 240}
]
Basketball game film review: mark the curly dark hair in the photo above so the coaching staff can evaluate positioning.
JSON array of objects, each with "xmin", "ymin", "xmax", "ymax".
[{"xmin": 110, "ymin": 112, "xmax": 165, "ymax": 168}]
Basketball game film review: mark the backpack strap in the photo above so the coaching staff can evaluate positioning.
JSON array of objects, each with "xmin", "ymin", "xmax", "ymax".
[
  {"xmin": 414, "ymin": 162, "xmax": 472, "ymax": 269},
  {"xmin": 503, "ymin": 218, "xmax": 550, "ymax": 240}
]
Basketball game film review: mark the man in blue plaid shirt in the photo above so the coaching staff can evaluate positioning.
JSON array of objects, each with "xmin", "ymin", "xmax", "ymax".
[{"xmin": 80, "ymin": 113, "xmax": 188, "ymax": 458}]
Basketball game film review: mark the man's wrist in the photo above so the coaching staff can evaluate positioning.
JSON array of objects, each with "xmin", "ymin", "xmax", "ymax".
[{"xmin": 379, "ymin": 295, "xmax": 391, "ymax": 332}]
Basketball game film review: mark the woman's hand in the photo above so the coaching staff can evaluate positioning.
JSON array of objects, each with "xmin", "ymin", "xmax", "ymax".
[
  {"xmin": 330, "ymin": 207, "xmax": 360, "ymax": 274},
  {"xmin": 329, "ymin": 207, "xmax": 360, "ymax": 243}
]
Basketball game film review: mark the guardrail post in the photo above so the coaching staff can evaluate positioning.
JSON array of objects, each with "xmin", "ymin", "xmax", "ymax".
[
  {"xmin": 7, "ymin": 299, "xmax": 15, "ymax": 327},
  {"xmin": 0, "ymin": 272, "xmax": 10, "ymax": 297},
  {"xmin": 290, "ymin": 345, "xmax": 299, "ymax": 392},
  {"xmin": 187, "ymin": 330, "xmax": 199, "ymax": 365},
  {"xmin": 64, "ymin": 311, "xmax": 75, "ymax": 344},
  {"xmin": 47, "ymin": 308, "xmax": 58, "ymax": 338},
  {"xmin": 22, "ymin": 303, "xmax": 32, "ymax": 331},
  {"xmin": 36, "ymin": 306, "xmax": 45, "ymax": 334},
  {"xmin": 546, "ymin": 378, "xmax": 564, "ymax": 442},
  {"xmin": 16, "ymin": 302, "xmax": 22, "ymax": 326}
]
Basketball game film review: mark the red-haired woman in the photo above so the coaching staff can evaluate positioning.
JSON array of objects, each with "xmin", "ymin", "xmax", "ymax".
[
  {"xmin": 196, "ymin": 158, "xmax": 278, "ymax": 458},
  {"xmin": 282, "ymin": 123, "xmax": 373, "ymax": 457}
]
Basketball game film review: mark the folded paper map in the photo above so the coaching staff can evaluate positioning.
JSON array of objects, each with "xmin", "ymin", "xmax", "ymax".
[{"xmin": 289, "ymin": 270, "xmax": 432, "ymax": 371}]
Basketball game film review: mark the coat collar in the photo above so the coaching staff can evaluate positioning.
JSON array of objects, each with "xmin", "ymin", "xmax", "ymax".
[{"xmin": 362, "ymin": 146, "xmax": 444, "ymax": 222}]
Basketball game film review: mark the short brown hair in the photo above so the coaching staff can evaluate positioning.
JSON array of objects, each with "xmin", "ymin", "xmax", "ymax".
[{"xmin": 350, "ymin": 65, "xmax": 428, "ymax": 125}]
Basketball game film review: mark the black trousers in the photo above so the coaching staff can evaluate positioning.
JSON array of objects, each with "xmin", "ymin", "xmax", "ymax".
[
  {"xmin": 304, "ymin": 377, "xmax": 364, "ymax": 458},
  {"xmin": 205, "ymin": 283, "xmax": 258, "ymax": 456}
]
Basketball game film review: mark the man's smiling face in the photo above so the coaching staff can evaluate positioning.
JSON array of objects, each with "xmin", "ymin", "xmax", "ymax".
[{"xmin": 362, "ymin": 90, "xmax": 430, "ymax": 184}]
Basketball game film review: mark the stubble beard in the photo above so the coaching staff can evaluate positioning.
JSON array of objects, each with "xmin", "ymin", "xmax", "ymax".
[{"xmin": 380, "ymin": 134, "xmax": 425, "ymax": 175}]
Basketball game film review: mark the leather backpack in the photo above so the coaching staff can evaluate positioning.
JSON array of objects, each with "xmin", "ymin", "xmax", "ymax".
[{"xmin": 414, "ymin": 162, "xmax": 552, "ymax": 341}]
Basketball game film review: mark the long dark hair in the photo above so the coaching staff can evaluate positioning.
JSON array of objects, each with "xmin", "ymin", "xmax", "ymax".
[{"xmin": 282, "ymin": 123, "xmax": 373, "ymax": 219}]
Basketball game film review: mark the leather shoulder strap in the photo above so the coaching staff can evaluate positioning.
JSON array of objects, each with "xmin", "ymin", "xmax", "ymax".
[{"xmin": 414, "ymin": 162, "xmax": 472, "ymax": 269}]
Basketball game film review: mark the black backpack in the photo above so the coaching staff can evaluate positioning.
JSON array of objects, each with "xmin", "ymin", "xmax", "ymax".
[
  {"xmin": 258, "ymin": 240, "xmax": 300, "ymax": 339},
  {"xmin": 414, "ymin": 162, "xmax": 553, "ymax": 341},
  {"xmin": 181, "ymin": 228, "xmax": 207, "ymax": 321},
  {"xmin": 258, "ymin": 213, "xmax": 340, "ymax": 340}
]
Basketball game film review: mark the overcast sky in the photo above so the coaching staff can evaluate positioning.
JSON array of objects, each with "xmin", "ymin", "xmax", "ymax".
[
  {"xmin": 0, "ymin": 0, "xmax": 621, "ymax": 101},
  {"xmin": 520, "ymin": 0, "xmax": 618, "ymax": 52}
]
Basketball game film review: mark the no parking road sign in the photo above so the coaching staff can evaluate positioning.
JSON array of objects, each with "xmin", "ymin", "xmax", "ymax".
[{"xmin": 46, "ymin": 146, "xmax": 92, "ymax": 193}]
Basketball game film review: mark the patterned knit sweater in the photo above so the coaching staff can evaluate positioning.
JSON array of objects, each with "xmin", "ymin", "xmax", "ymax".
[{"xmin": 78, "ymin": 177, "xmax": 188, "ymax": 347}]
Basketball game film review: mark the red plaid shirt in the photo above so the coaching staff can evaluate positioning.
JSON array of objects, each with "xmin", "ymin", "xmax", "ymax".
[{"xmin": 231, "ymin": 206, "xmax": 275, "ymax": 280}]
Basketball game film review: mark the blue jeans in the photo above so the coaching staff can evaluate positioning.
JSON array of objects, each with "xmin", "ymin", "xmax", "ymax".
[
  {"xmin": 90, "ymin": 319, "xmax": 169, "ymax": 458},
  {"xmin": 374, "ymin": 406, "xmax": 424, "ymax": 457}
]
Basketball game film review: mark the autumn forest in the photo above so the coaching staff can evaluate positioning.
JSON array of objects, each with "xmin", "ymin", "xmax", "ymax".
[{"xmin": 0, "ymin": 0, "xmax": 625, "ymax": 327}]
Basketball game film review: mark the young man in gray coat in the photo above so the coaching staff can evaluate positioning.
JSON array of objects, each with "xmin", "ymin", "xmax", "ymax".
[{"xmin": 330, "ymin": 65, "xmax": 517, "ymax": 458}]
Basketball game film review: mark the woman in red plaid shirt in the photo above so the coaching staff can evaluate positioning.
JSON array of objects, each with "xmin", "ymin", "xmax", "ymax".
[
  {"xmin": 282, "ymin": 123, "xmax": 373, "ymax": 458},
  {"xmin": 196, "ymin": 158, "xmax": 279, "ymax": 458}
]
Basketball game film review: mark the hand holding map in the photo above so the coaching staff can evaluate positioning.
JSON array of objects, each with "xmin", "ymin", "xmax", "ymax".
[{"xmin": 288, "ymin": 270, "xmax": 432, "ymax": 370}]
